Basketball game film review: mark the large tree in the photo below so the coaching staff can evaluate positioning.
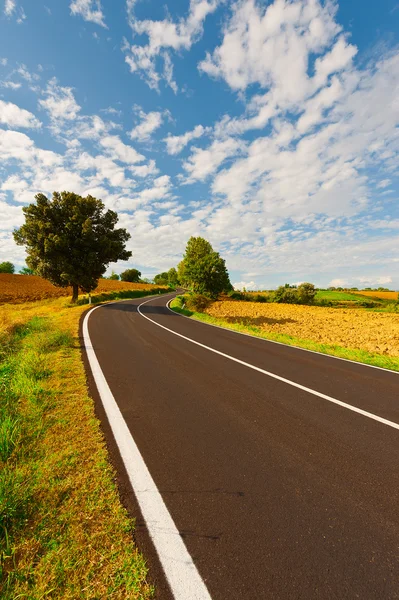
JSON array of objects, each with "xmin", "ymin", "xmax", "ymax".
[
  {"xmin": 13, "ymin": 192, "xmax": 132, "ymax": 302},
  {"xmin": 120, "ymin": 268, "xmax": 141, "ymax": 283},
  {"xmin": 182, "ymin": 236, "xmax": 232, "ymax": 297}
]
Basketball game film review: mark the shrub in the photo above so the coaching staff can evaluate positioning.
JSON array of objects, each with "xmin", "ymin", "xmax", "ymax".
[
  {"xmin": 272, "ymin": 286, "xmax": 299, "ymax": 304},
  {"xmin": 185, "ymin": 293, "xmax": 213, "ymax": 312}
]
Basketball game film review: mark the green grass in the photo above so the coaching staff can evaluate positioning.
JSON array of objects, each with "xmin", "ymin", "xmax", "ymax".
[
  {"xmin": 315, "ymin": 290, "xmax": 366, "ymax": 302},
  {"xmin": 170, "ymin": 296, "xmax": 399, "ymax": 372},
  {"xmin": 0, "ymin": 311, "xmax": 153, "ymax": 598}
]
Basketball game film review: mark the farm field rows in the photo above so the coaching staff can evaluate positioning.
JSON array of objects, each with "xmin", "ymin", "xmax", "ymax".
[
  {"xmin": 205, "ymin": 300, "xmax": 399, "ymax": 357},
  {"xmin": 0, "ymin": 274, "xmax": 161, "ymax": 303}
]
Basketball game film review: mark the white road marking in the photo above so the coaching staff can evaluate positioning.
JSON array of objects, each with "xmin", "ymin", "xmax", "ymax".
[
  {"xmin": 83, "ymin": 303, "xmax": 213, "ymax": 600},
  {"xmin": 165, "ymin": 299, "xmax": 398, "ymax": 375},
  {"xmin": 138, "ymin": 296, "xmax": 399, "ymax": 432}
]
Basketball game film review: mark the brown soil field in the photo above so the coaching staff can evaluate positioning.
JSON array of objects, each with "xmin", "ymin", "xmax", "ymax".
[
  {"xmin": 0, "ymin": 274, "xmax": 162, "ymax": 304},
  {"xmin": 353, "ymin": 290, "xmax": 398, "ymax": 300},
  {"xmin": 205, "ymin": 300, "xmax": 399, "ymax": 356}
]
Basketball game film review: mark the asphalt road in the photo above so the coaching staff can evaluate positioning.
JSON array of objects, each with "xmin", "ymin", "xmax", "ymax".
[{"xmin": 84, "ymin": 293, "xmax": 399, "ymax": 600}]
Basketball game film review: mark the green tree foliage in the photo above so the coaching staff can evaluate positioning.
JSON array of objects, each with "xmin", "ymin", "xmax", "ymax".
[
  {"xmin": 272, "ymin": 286, "xmax": 299, "ymax": 304},
  {"xmin": 297, "ymin": 282, "xmax": 316, "ymax": 304},
  {"xmin": 108, "ymin": 270, "xmax": 120, "ymax": 280},
  {"xmin": 19, "ymin": 266, "xmax": 35, "ymax": 275},
  {"xmin": 177, "ymin": 260, "xmax": 188, "ymax": 287},
  {"xmin": 273, "ymin": 282, "xmax": 316, "ymax": 304},
  {"xmin": 120, "ymin": 268, "xmax": 141, "ymax": 283},
  {"xmin": 154, "ymin": 272, "xmax": 169, "ymax": 286},
  {"xmin": 0, "ymin": 261, "xmax": 15, "ymax": 274},
  {"xmin": 13, "ymin": 192, "xmax": 132, "ymax": 302},
  {"xmin": 167, "ymin": 267, "xmax": 179, "ymax": 286},
  {"xmin": 182, "ymin": 236, "xmax": 232, "ymax": 298}
]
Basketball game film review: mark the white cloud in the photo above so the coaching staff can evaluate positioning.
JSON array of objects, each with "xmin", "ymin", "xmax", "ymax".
[
  {"xmin": 4, "ymin": 0, "xmax": 16, "ymax": 16},
  {"xmin": 233, "ymin": 280, "xmax": 257, "ymax": 290},
  {"xmin": 124, "ymin": 0, "xmax": 220, "ymax": 90},
  {"xmin": 164, "ymin": 124, "xmax": 208, "ymax": 155},
  {"xmin": 129, "ymin": 109, "xmax": 163, "ymax": 141},
  {"xmin": 70, "ymin": 0, "xmax": 107, "ymax": 28},
  {"xmin": 100, "ymin": 134, "xmax": 144, "ymax": 164},
  {"xmin": 199, "ymin": 0, "xmax": 355, "ymax": 108},
  {"xmin": 358, "ymin": 276, "xmax": 393, "ymax": 286},
  {"xmin": 0, "ymin": 100, "xmax": 41, "ymax": 128},
  {"xmin": 0, "ymin": 58, "xmax": 7, "ymax": 66},
  {"xmin": 329, "ymin": 278, "xmax": 348, "ymax": 287},
  {"xmin": 183, "ymin": 137, "xmax": 246, "ymax": 182},
  {"xmin": 376, "ymin": 179, "xmax": 391, "ymax": 189},
  {"xmin": 38, "ymin": 78, "xmax": 81, "ymax": 121},
  {"xmin": 0, "ymin": 81, "xmax": 22, "ymax": 90}
]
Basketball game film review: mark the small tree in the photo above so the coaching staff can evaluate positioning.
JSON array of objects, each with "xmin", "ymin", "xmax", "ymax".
[
  {"xmin": 297, "ymin": 282, "xmax": 316, "ymax": 304},
  {"xmin": 108, "ymin": 270, "xmax": 119, "ymax": 280},
  {"xmin": 120, "ymin": 268, "xmax": 141, "ymax": 283},
  {"xmin": 182, "ymin": 236, "xmax": 232, "ymax": 298},
  {"xmin": 0, "ymin": 261, "xmax": 15, "ymax": 274},
  {"xmin": 13, "ymin": 192, "xmax": 132, "ymax": 302}
]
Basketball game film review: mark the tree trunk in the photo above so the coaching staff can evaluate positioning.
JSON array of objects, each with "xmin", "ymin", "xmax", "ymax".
[{"xmin": 71, "ymin": 284, "xmax": 79, "ymax": 303}]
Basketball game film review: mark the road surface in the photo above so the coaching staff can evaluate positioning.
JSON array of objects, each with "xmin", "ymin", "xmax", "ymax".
[{"xmin": 83, "ymin": 293, "xmax": 399, "ymax": 600}]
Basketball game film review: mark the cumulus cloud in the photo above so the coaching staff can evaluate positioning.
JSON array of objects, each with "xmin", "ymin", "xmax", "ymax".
[
  {"xmin": 70, "ymin": 0, "xmax": 107, "ymax": 28},
  {"xmin": 164, "ymin": 124, "xmax": 209, "ymax": 155},
  {"xmin": 0, "ymin": 100, "xmax": 41, "ymax": 128},
  {"xmin": 129, "ymin": 109, "xmax": 163, "ymax": 141},
  {"xmin": 183, "ymin": 137, "xmax": 246, "ymax": 182},
  {"xmin": 100, "ymin": 134, "xmax": 144, "ymax": 164},
  {"xmin": 39, "ymin": 78, "xmax": 81, "ymax": 121},
  {"xmin": 124, "ymin": 0, "xmax": 220, "ymax": 90}
]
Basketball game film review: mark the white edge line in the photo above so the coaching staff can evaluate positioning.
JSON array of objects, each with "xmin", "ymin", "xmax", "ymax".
[
  {"xmin": 83, "ymin": 299, "xmax": 213, "ymax": 600},
  {"xmin": 137, "ymin": 296, "xmax": 399, "ymax": 432},
  {"xmin": 165, "ymin": 298, "xmax": 399, "ymax": 376}
]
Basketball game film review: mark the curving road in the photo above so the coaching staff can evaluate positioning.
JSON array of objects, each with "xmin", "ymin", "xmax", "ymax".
[{"xmin": 83, "ymin": 292, "xmax": 399, "ymax": 600}]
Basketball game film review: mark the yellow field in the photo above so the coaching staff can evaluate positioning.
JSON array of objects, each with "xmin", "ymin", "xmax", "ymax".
[
  {"xmin": 0, "ymin": 274, "xmax": 162, "ymax": 303},
  {"xmin": 205, "ymin": 301, "xmax": 399, "ymax": 357},
  {"xmin": 353, "ymin": 290, "xmax": 398, "ymax": 300}
]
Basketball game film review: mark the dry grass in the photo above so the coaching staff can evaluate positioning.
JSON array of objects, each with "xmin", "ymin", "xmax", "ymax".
[
  {"xmin": 0, "ymin": 297, "xmax": 154, "ymax": 598},
  {"xmin": 0, "ymin": 274, "xmax": 161, "ymax": 304},
  {"xmin": 205, "ymin": 300, "xmax": 399, "ymax": 357}
]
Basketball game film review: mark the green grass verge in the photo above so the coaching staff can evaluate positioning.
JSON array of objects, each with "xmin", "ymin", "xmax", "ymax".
[
  {"xmin": 170, "ymin": 296, "xmax": 399, "ymax": 372},
  {"xmin": 0, "ymin": 313, "xmax": 153, "ymax": 598},
  {"xmin": 76, "ymin": 287, "xmax": 169, "ymax": 305}
]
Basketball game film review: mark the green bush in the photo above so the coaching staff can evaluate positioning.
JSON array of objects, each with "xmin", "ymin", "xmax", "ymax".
[
  {"xmin": 297, "ymin": 282, "xmax": 316, "ymax": 304},
  {"xmin": 185, "ymin": 293, "xmax": 213, "ymax": 312},
  {"xmin": 272, "ymin": 286, "xmax": 299, "ymax": 304}
]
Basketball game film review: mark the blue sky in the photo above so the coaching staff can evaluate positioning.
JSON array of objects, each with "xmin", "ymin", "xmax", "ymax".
[{"xmin": 0, "ymin": 0, "xmax": 398, "ymax": 289}]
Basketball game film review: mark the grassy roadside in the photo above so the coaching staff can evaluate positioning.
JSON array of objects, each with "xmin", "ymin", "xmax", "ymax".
[
  {"xmin": 170, "ymin": 296, "xmax": 399, "ymax": 372},
  {"xmin": 0, "ymin": 289, "xmax": 167, "ymax": 598}
]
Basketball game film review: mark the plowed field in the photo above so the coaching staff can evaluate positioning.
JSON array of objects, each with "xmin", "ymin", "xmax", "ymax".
[
  {"xmin": 0, "ymin": 274, "xmax": 162, "ymax": 303},
  {"xmin": 353, "ymin": 291, "xmax": 398, "ymax": 300},
  {"xmin": 205, "ymin": 301, "xmax": 399, "ymax": 356}
]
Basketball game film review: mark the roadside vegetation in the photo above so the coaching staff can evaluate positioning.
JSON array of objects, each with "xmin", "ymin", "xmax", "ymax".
[
  {"xmin": 0, "ymin": 296, "xmax": 157, "ymax": 598},
  {"xmin": 170, "ymin": 295, "xmax": 399, "ymax": 371}
]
